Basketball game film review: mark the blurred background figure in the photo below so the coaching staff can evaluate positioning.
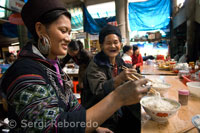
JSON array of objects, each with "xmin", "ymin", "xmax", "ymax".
[
  {"xmin": 165, "ymin": 54, "xmax": 171, "ymax": 61},
  {"xmin": 178, "ymin": 54, "xmax": 188, "ymax": 63},
  {"xmin": 4, "ymin": 52, "xmax": 15, "ymax": 64},
  {"xmin": 132, "ymin": 45, "xmax": 143, "ymax": 73},
  {"xmin": 60, "ymin": 40, "xmax": 93, "ymax": 90},
  {"xmin": 122, "ymin": 45, "xmax": 133, "ymax": 67}
]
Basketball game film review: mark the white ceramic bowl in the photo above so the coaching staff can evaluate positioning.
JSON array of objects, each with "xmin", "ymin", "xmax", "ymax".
[
  {"xmin": 140, "ymin": 96, "xmax": 181, "ymax": 123},
  {"xmin": 186, "ymin": 82, "xmax": 200, "ymax": 97},
  {"xmin": 152, "ymin": 82, "xmax": 171, "ymax": 96}
]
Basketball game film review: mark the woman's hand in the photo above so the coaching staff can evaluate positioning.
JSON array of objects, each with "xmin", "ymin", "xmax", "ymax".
[
  {"xmin": 114, "ymin": 68, "xmax": 138, "ymax": 88},
  {"xmin": 114, "ymin": 78, "xmax": 149, "ymax": 106},
  {"xmin": 85, "ymin": 79, "xmax": 149, "ymax": 133},
  {"xmin": 96, "ymin": 127, "xmax": 114, "ymax": 133},
  {"xmin": 117, "ymin": 68, "xmax": 137, "ymax": 81}
]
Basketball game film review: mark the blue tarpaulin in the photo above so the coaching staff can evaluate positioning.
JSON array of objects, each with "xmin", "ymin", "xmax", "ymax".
[
  {"xmin": 83, "ymin": 4, "xmax": 116, "ymax": 34},
  {"xmin": 68, "ymin": 7, "xmax": 83, "ymax": 31},
  {"xmin": 129, "ymin": 0, "xmax": 171, "ymax": 31},
  {"xmin": 2, "ymin": 22, "xmax": 18, "ymax": 38}
]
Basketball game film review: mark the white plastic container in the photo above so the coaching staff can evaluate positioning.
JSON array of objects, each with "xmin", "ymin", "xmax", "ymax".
[{"xmin": 186, "ymin": 82, "xmax": 200, "ymax": 97}]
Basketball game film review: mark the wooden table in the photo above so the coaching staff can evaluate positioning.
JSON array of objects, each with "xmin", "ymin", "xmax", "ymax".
[
  {"xmin": 141, "ymin": 64, "xmax": 177, "ymax": 76},
  {"xmin": 142, "ymin": 75, "xmax": 200, "ymax": 133}
]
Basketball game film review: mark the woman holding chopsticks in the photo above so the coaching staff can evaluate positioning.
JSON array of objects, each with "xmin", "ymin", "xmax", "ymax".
[{"xmin": 82, "ymin": 24, "xmax": 143, "ymax": 133}]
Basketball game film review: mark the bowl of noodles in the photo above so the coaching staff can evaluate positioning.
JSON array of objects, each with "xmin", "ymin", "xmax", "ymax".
[
  {"xmin": 151, "ymin": 82, "xmax": 171, "ymax": 96},
  {"xmin": 140, "ymin": 96, "xmax": 181, "ymax": 123}
]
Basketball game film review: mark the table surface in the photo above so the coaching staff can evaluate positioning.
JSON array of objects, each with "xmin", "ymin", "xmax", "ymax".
[
  {"xmin": 141, "ymin": 64, "xmax": 177, "ymax": 76},
  {"xmin": 62, "ymin": 67, "xmax": 79, "ymax": 79},
  {"xmin": 141, "ymin": 75, "xmax": 200, "ymax": 133}
]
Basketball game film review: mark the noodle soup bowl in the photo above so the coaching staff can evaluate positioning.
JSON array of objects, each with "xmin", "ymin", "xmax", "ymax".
[
  {"xmin": 140, "ymin": 96, "xmax": 181, "ymax": 123},
  {"xmin": 152, "ymin": 82, "xmax": 171, "ymax": 96}
]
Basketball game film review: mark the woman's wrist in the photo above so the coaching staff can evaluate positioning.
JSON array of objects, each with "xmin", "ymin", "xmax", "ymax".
[
  {"xmin": 113, "ymin": 76, "xmax": 124, "ymax": 88},
  {"xmin": 110, "ymin": 89, "xmax": 124, "ymax": 108}
]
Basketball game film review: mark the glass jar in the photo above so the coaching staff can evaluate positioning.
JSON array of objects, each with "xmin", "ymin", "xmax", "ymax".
[
  {"xmin": 189, "ymin": 62, "xmax": 195, "ymax": 70},
  {"xmin": 178, "ymin": 89, "xmax": 189, "ymax": 105}
]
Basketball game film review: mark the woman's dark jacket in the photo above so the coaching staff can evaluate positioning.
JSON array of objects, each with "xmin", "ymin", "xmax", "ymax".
[{"xmin": 0, "ymin": 42, "xmax": 86, "ymax": 132}]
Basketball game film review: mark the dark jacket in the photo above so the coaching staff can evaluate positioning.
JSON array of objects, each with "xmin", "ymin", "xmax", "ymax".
[
  {"xmin": 0, "ymin": 41, "xmax": 86, "ymax": 132},
  {"xmin": 82, "ymin": 51, "xmax": 141, "ymax": 133}
]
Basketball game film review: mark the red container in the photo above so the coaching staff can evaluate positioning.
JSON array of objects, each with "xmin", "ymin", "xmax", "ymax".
[
  {"xmin": 173, "ymin": 69, "xmax": 179, "ymax": 73},
  {"xmin": 156, "ymin": 55, "xmax": 165, "ymax": 60},
  {"xmin": 182, "ymin": 75, "xmax": 192, "ymax": 85}
]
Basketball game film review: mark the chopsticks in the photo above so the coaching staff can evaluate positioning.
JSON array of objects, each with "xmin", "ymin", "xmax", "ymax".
[
  {"xmin": 122, "ymin": 65, "xmax": 156, "ymax": 94},
  {"xmin": 122, "ymin": 66, "xmax": 153, "ymax": 82}
]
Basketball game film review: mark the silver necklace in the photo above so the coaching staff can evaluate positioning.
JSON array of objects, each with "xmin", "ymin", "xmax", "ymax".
[{"xmin": 39, "ymin": 62, "xmax": 73, "ymax": 105}]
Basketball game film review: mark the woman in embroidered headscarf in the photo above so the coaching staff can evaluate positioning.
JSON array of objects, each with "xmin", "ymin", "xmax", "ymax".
[
  {"xmin": 0, "ymin": 0, "xmax": 149, "ymax": 132},
  {"xmin": 82, "ymin": 25, "xmax": 143, "ymax": 133}
]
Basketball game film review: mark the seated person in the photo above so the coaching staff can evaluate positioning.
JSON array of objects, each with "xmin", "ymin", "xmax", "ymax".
[
  {"xmin": 132, "ymin": 45, "xmax": 143, "ymax": 73},
  {"xmin": 122, "ymin": 45, "xmax": 133, "ymax": 68},
  {"xmin": 4, "ymin": 52, "xmax": 15, "ymax": 64},
  {"xmin": 60, "ymin": 40, "xmax": 93, "ymax": 90},
  {"xmin": 0, "ymin": 1, "xmax": 149, "ymax": 132},
  {"xmin": 82, "ymin": 25, "xmax": 142, "ymax": 133}
]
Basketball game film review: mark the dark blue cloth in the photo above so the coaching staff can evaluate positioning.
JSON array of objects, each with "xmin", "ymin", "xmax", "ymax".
[
  {"xmin": 83, "ymin": 4, "xmax": 116, "ymax": 34},
  {"xmin": 129, "ymin": 0, "xmax": 171, "ymax": 31},
  {"xmin": 2, "ymin": 22, "xmax": 18, "ymax": 38}
]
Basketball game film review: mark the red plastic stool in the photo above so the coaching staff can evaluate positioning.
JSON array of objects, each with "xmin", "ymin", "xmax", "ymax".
[{"xmin": 72, "ymin": 81, "xmax": 79, "ymax": 93}]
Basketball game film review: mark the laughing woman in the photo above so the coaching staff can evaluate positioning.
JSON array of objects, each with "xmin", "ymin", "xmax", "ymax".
[{"xmin": 83, "ymin": 25, "xmax": 142, "ymax": 133}]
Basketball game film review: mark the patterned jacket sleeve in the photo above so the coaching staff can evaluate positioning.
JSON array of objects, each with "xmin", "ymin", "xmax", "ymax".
[{"xmin": 4, "ymin": 74, "xmax": 86, "ymax": 132}]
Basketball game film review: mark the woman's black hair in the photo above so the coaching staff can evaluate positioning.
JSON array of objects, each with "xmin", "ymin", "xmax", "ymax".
[
  {"xmin": 68, "ymin": 40, "xmax": 83, "ymax": 51},
  {"xmin": 33, "ymin": 10, "xmax": 71, "ymax": 41},
  {"xmin": 133, "ymin": 45, "xmax": 138, "ymax": 52},
  {"xmin": 123, "ymin": 45, "xmax": 132, "ymax": 53}
]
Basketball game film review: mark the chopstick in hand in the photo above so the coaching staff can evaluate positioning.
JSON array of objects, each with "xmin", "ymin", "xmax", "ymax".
[
  {"xmin": 122, "ymin": 65, "xmax": 140, "ymax": 80},
  {"xmin": 122, "ymin": 65, "xmax": 157, "ymax": 94},
  {"xmin": 122, "ymin": 66, "xmax": 154, "ymax": 83}
]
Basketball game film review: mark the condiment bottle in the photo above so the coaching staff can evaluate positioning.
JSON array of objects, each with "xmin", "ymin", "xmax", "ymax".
[{"xmin": 178, "ymin": 89, "xmax": 189, "ymax": 105}]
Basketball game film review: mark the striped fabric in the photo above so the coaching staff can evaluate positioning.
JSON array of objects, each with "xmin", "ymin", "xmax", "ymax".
[
  {"xmin": 122, "ymin": 53, "xmax": 133, "ymax": 66},
  {"xmin": 7, "ymin": 74, "xmax": 60, "ymax": 132},
  {"xmin": 6, "ymin": 73, "xmax": 82, "ymax": 132}
]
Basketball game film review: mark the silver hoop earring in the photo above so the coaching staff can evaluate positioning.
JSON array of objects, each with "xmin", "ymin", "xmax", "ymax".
[{"xmin": 38, "ymin": 35, "xmax": 51, "ymax": 55}]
